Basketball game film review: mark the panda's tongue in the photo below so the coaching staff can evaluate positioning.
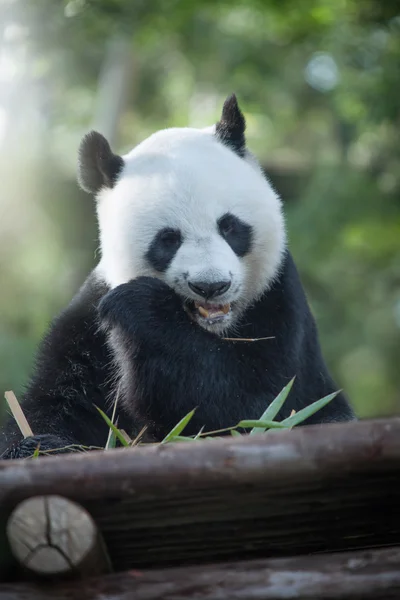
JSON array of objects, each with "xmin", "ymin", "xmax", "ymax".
[{"xmin": 195, "ymin": 302, "xmax": 230, "ymax": 319}]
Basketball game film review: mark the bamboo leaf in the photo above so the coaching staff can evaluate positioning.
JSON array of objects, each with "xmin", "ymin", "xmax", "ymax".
[
  {"xmin": 105, "ymin": 386, "xmax": 120, "ymax": 450},
  {"xmin": 95, "ymin": 405, "xmax": 130, "ymax": 447},
  {"xmin": 194, "ymin": 426, "xmax": 205, "ymax": 440},
  {"xmin": 168, "ymin": 435, "xmax": 197, "ymax": 442},
  {"xmin": 281, "ymin": 391, "xmax": 341, "ymax": 428},
  {"xmin": 161, "ymin": 409, "xmax": 196, "ymax": 444},
  {"xmin": 238, "ymin": 419, "xmax": 288, "ymax": 429},
  {"xmin": 107, "ymin": 431, "xmax": 117, "ymax": 449},
  {"xmin": 230, "ymin": 429, "xmax": 242, "ymax": 437},
  {"xmin": 250, "ymin": 377, "xmax": 295, "ymax": 435}
]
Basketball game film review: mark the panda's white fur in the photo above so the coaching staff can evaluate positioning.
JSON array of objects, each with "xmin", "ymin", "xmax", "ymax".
[{"xmin": 96, "ymin": 125, "xmax": 286, "ymax": 333}]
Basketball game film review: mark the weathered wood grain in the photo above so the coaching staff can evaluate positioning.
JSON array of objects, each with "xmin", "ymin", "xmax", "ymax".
[{"xmin": 1, "ymin": 546, "xmax": 400, "ymax": 599}]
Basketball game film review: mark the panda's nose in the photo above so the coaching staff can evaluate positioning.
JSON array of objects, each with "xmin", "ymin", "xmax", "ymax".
[{"xmin": 188, "ymin": 280, "xmax": 231, "ymax": 300}]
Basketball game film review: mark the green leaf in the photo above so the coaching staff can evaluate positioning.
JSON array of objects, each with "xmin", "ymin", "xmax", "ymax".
[
  {"xmin": 167, "ymin": 435, "xmax": 197, "ymax": 442},
  {"xmin": 95, "ymin": 405, "xmax": 130, "ymax": 447},
  {"xmin": 230, "ymin": 429, "xmax": 242, "ymax": 437},
  {"xmin": 194, "ymin": 426, "xmax": 205, "ymax": 440},
  {"xmin": 250, "ymin": 377, "xmax": 295, "ymax": 435},
  {"xmin": 32, "ymin": 444, "xmax": 40, "ymax": 459},
  {"xmin": 107, "ymin": 431, "xmax": 117, "ymax": 449},
  {"xmin": 161, "ymin": 408, "xmax": 196, "ymax": 444},
  {"xmin": 281, "ymin": 391, "xmax": 341, "ymax": 428},
  {"xmin": 238, "ymin": 419, "xmax": 288, "ymax": 430}
]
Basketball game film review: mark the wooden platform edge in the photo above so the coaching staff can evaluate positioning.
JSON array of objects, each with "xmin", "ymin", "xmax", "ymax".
[
  {"xmin": 1, "ymin": 417, "xmax": 400, "ymax": 505},
  {"xmin": 1, "ymin": 546, "xmax": 400, "ymax": 599}
]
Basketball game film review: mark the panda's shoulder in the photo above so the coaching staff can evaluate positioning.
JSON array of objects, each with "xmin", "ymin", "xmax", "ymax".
[
  {"xmin": 68, "ymin": 269, "xmax": 110, "ymax": 316},
  {"xmin": 256, "ymin": 250, "xmax": 311, "ymax": 320},
  {"xmin": 42, "ymin": 270, "xmax": 110, "ymax": 354}
]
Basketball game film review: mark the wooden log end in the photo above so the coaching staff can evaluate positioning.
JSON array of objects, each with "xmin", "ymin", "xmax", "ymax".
[{"xmin": 6, "ymin": 495, "xmax": 111, "ymax": 578}]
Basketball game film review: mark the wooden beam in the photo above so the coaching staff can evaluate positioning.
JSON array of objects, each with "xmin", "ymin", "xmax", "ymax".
[
  {"xmin": 1, "ymin": 418, "xmax": 399, "ymax": 500},
  {"xmin": 1, "ymin": 418, "xmax": 400, "ymax": 570},
  {"xmin": 6, "ymin": 495, "xmax": 111, "ymax": 579},
  {"xmin": 1, "ymin": 546, "xmax": 400, "ymax": 599}
]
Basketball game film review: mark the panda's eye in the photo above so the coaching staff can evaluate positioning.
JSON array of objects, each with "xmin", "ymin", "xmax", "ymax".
[
  {"xmin": 159, "ymin": 228, "xmax": 182, "ymax": 246},
  {"xmin": 217, "ymin": 213, "xmax": 253, "ymax": 258},
  {"xmin": 146, "ymin": 228, "xmax": 183, "ymax": 273},
  {"xmin": 219, "ymin": 216, "xmax": 236, "ymax": 237}
]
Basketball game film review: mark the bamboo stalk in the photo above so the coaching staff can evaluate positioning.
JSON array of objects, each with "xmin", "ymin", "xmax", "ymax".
[{"xmin": 4, "ymin": 391, "xmax": 33, "ymax": 438}]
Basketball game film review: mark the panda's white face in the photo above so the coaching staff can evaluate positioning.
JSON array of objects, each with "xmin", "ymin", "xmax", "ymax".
[{"xmin": 96, "ymin": 126, "xmax": 286, "ymax": 334}]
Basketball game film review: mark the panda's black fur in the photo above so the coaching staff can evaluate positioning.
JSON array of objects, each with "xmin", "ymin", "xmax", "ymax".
[{"xmin": 0, "ymin": 96, "xmax": 355, "ymax": 459}]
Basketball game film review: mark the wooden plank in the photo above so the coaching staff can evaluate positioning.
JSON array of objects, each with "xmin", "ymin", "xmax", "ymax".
[
  {"xmin": 1, "ymin": 546, "xmax": 400, "ymax": 599},
  {"xmin": 1, "ymin": 418, "xmax": 400, "ymax": 571}
]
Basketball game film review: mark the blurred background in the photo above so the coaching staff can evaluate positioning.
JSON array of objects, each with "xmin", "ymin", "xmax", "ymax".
[{"xmin": 0, "ymin": 0, "xmax": 399, "ymax": 420}]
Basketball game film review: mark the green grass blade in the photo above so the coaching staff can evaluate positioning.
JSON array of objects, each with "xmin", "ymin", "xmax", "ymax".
[
  {"xmin": 95, "ymin": 405, "xmax": 130, "ymax": 447},
  {"xmin": 161, "ymin": 408, "xmax": 196, "ymax": 444},
  {"xmin": 238, "ymin": 419, "xmax": 288, "ymax": 430},
  {"xmin": 250, "ymin": 377, "xmax": 295, "ymax": 435},
  {"xmin": 281, "ymin": 391, "xmax": 341, "ymax": 428},
  {"xmin": 32, "ymin": 444, "xmax": 40, "ymax": 459}
]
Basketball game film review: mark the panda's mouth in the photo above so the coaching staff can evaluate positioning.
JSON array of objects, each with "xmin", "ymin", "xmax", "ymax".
[{"xmin": 188, "ymin": 301, "xmax": 232, "ymax": 325}]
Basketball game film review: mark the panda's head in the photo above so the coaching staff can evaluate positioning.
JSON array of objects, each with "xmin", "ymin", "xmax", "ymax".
[{"xmin": 78, "ymin": 95, "xmax": 286, "ymax": 334}]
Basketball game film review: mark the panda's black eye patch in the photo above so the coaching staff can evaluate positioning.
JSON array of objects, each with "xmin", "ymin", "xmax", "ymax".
[
  {"xmin": 218, "ymin": 213, "xmax": 253, "ymax": 257},
  {"xmin": 159, "ymin": 229, "xmax": 182, "ymax": 246},
  {"xmin": 146, "ymin": 228, "xmax": 182, "ymax": 272}
]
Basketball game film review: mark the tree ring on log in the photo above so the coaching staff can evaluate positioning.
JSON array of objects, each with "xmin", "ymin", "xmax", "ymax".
[{"xmin": 6, "ymin": 495, "xmax": 107, "ymax": 576}]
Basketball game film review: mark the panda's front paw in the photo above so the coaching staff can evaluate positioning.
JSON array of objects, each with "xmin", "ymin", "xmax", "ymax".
[
  {"xmin": 1, "ymin": 434, "xmax": 77, "ymax": 460},
  {"xmin": 98, "ymin": 276, "xmax": 184, "ymax": 334}
]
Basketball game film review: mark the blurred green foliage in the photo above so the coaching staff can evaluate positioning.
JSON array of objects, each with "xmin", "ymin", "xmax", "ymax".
[{"xmin": 0, "ymin": 0, "xmax": 399, "ymax": 420}]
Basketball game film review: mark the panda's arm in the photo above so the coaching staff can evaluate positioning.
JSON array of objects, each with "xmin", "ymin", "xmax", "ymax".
[
  {"xmin": 98, "ymin": 277, "xmax": 289, "ymax": 437},
  {"xmin": 0, "ymin": 274, "xmax": 118, "ymax": 459},
  {"xmin": 99, "ymin": 276, "xmax": 355, "ymax": 438}
]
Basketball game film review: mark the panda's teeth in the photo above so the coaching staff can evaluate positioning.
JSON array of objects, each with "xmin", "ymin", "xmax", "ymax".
[
  {"xmin": 197, "ymin": 305, "xmax": 210, "ymax": 318},
  {"xmin": 194, "ymin": 303, "xmax": 231, "ymax": 319}
]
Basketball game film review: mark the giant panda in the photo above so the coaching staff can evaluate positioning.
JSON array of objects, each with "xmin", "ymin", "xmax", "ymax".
[{"xmin": 0, "ymin": 95, "xmax": 355, "ymax": 459}]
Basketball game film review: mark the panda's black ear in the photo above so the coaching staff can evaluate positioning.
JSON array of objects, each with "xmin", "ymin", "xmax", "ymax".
[
  {"xmin": 77, "ymin": 131, "xmax": 124, "ymax": 195},
  {"xmin": 215, "ymin": 94, "xmax": 246, "ymax": 157}
]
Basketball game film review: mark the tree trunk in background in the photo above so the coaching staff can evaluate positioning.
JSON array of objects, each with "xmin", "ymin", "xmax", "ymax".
[{"xmin": 92, "ymin": 35, "xmax": 134, "ymax": 148}]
